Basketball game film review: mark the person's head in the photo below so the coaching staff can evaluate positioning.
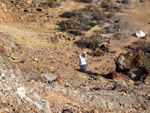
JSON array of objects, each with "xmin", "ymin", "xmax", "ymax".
[{"xmin": 81, "ymin": 53, "xmax": 85, "ymax": 57}]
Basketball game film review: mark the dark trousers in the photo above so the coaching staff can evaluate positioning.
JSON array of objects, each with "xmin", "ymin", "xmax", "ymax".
[{"xmin": 80, "ymin": 64, "xmax": 87, "ymax": 73}]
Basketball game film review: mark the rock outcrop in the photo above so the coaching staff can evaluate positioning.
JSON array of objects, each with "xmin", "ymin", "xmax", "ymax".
[{"xmin": 116, "ymin": 50, "xmax": 150, "ymax": 83}]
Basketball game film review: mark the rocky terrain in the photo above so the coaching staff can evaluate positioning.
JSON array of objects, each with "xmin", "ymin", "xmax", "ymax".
[{"xmin": 0, "ymin": 0, "xmax": 150, "ymax": 112}]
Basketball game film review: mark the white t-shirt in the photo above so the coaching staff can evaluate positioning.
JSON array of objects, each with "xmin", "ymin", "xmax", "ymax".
[{"xmin": 79, "ymin": 55, "xmax": 86, "ymax": 65}]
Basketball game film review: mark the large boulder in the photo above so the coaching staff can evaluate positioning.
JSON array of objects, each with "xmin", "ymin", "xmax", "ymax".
[{"xmin": 116, "ymin": 50, "xmax": 150, "ymax": 82}]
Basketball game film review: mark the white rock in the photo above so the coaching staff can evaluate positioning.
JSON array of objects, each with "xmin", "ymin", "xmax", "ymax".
[
  {"xmin": 16, "ymin": 87, "xmax": 26, "ymax": 99},
  {"xmin": 135, "ymin": 31, "xmax": 145, "ymax": 38},
  {"xmin": 11, "ymin": 73, "xmax": 17, "ymax": 79},
  {"xmin": 41, "ymin": 73, "xmax": 58, "ymax": 82},
  {"xmin": 25, "ymin": 96, "xmax": 43, "ymax": 110},
  {"xmin": 0, "ymin": 91, "xmax": 4, "ymax": 97},
  {"xmin": 1, "ymin": 72, "xmax": 5, "ymax": 77},
  {"xmin": 31, "ymin": 92, "xmax": 41, "ymax": 102},
  {"xmin": 41, "ymin": 100, "xmax": 51, "ymax": 113}
]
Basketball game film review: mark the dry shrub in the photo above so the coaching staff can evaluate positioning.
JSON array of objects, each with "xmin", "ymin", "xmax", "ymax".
[
  {"xmin": 75, "ymin": 35, "xmax": 103, "ymax": 49},
  {"xmin": 75, "ymin": 35, "xmax": 110, "ymax": 56},
  {"xmin": 58, "ymin": 5, "xmax": 107, "ymax": 35},
  {"xmin": 74, "ymin": 0, "xmax": 93, "ymax": 3},
  {"xmin": 60, "ymin": 12, "xmax": 75, "ymax": 18},
  {"xmin": 45, "ymin": 0, "xmax": 60, "ymax": 8},
  {"xmin": 46, "ymin": 0, "xmax": 55, "ymax": 4},
  {"xmin": 114, "ymin": 32, "xmax": 130, "ymax": 42},
  {"xmin": 92, "ymin": 48, "xmax": 104, "ymax": 56},
  {"xmin": 101, "ymin": 0, "xmax": 115, "ymax": 11},
  {"xmin": 88, "ymin": 36, "xmax": 102, "ymax": 50},
  {"xmin": 58, "ymin": 21, "xmax": 85, "ymax": 35},
  {"xmin": 134, "ymin": 40, "xmax": 150, "ymax": 52},
  {"xmin": 122, "ymin": 0, "xmax": 131, "ymax": 4}
]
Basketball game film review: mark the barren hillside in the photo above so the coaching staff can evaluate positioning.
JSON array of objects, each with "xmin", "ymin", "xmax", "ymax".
[{"xmin": 0, "ymin": 0, "xmax": 150, "ymax": 112}]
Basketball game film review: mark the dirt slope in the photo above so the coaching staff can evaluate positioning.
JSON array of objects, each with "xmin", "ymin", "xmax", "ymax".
[{"xmin": 0, "ymin": 0, "xmax": 150, "ymax": 112}]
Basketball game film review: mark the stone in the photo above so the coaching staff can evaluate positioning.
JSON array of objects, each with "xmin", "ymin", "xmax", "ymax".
[
  {"xmin": 41, "ymin": 73, "xmax": 59, "ymax": 83},
  {"xmin": 20, "ymin": 60, "xmax": 25, "ymax": 64},
  {"xmin": 1, "ymin": 72, "xmax": 5, "ymax": 77},
  {"xmin": 144, "ymin": 75, "xmax": 150, "ymax": 85},
  {"xmin": 31, "ymin": 92, "xmax": 41, "ymax": 102},
  {"xmin": 62, "ymin": 109, "xmax": 73, "ymax": 113},
  {"xmin": 0, "ymin": 91, "xmax": 5, "ymax": 97},
  {"xmin": 97, "ymin": 76, "xmax": 108, "ymax": 83},
  {"xmin": 56, "ymin": 76, "xmax": 65, "ymax": 86},
  {"xmin": 0, "ymin": 3, "xmax": 7, "ymax": 12},
  {"xmin": 42, "ymin": 100, "xmax": 51, "ymax": 113},
  {"xmin": 41, "ymin": 4, "xmax": 50, "ymax": 13},
  {"xmin": 116, "ymin": 55, "xmax": 128, "ymax": 72},
  {"xmin": 25, "ymin": 0, "xmax": 33, "ymax": 4},
  {"xmin": 16, "ymin": 87, "xmax": 26, "ymax": 99}
]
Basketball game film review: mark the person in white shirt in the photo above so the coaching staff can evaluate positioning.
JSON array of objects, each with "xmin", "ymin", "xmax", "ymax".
[{"xmin": 79, "ymin": 51, "xmax": 87, "ymax": 73}]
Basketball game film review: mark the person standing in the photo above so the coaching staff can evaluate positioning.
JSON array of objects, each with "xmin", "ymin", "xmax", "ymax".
[{"xmin": 79, "ymin": 51, "xmax": 87, "ymax": 73}]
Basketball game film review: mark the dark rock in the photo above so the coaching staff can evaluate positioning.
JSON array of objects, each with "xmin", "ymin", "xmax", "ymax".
[
  {"xmin": 36, "ymin": 8, "xmax": 42, "ymax": 12},
  {"xmin": 20, "ymin": 60, "xmax": 25, "ymax": 64},
  {"xmin": 140, "ymin": 0, "xmax": 146, "ymax": 2},
  {"xmin": 62, "ymin": 109, "xmax": 73, "ymax": 113}
]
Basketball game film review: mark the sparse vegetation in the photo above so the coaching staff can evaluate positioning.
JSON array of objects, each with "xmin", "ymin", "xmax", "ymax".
[
  {"xmin": 1, "ymin": 0, "xmax": 150, "ymax": 112},
  {"xmin": 75, "ymin": 35, "xmax": 110, "ymax": 56},
  {"xmin": 114, "ymin": 32, "xmax": 130, "ymax": 42},
  {"xmin": 74, "ymin": 0, "xmax": 93, "ymax": 3},
  {"xmin": 58, "ymin": 5, "xmax": 112, "ymax": 35},
  {"xmin": 46, "ymin": 0, "xmax": 55, "ymax": 5},
  {"xmin": 122, "ymin": 0, "xmax": 131, "ymax": 4},
  {"xmin": 60, "ymin": 12, "xmax": 75, "ymax": 18},
  {"xmin": 45, "ymin": 0, "xmax": 60, "ymax": 8},
  {"xmin": 134, "ymin": 40, "xmax": 150, "ymax": 52},
  {"xmin": 75, "ymin": 35, "xmax": 103, "ymax": 49}
]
